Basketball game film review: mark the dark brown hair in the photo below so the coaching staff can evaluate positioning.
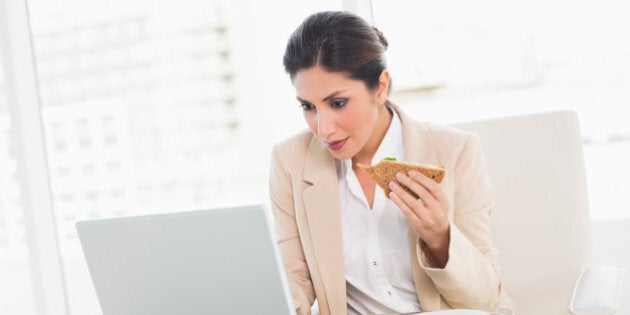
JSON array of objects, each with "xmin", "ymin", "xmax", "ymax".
[{"xmin": 283, "ymin": 11, "xmax": 390, "ymax": 92}]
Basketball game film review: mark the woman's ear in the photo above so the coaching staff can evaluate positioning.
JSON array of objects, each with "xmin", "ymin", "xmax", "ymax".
[{"xmin": 376, "ymin": 69, "xmax": 390, "ymax": 105}]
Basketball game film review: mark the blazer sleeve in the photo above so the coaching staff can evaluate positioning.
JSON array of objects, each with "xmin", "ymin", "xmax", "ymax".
[
  {"xmin": 418, "ymin": 133, "xmax": 502, "ymax": 308},
  {"xmin": 269, "ymin": 144, "xmax": 315, "ymax": 314}
]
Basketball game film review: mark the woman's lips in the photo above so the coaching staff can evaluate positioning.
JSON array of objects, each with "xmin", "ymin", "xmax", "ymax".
[{"xmin": 326, "ymin": 138, "xmax": 348, "ymax": 151}]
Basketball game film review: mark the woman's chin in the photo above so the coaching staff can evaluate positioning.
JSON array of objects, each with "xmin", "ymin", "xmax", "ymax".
[{"xmin": 328, "ymin": 148, "xmax": 355, "ymax": 161}]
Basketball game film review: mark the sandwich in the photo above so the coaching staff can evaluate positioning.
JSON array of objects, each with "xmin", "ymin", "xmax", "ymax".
[{"xmin": 357, "ymin": 158, "xmax": 445, "ymax": 198}]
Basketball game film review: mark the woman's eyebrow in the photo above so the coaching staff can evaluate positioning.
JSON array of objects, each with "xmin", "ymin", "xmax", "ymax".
[
  {"xmin": 296, "ymin": 90, "xmax": 348, "ymax": 104},
  {"xmin": 322, "ymin": 90, "xmax": 347, "ymax": 103},
  {"xmin": 296, "ymin": 96, "xmax": 309, "ymax": 103}
]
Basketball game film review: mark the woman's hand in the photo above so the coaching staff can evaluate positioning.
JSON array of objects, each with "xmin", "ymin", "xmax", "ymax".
[{"xmin": 388, "ymin": 170, "xmax": 451, "ymax": 268}]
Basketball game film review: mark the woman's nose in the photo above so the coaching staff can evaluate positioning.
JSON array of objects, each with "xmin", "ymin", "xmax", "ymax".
[{"xmin": 316, "ymin": 111, "xmax": 335, "ymax": 138}]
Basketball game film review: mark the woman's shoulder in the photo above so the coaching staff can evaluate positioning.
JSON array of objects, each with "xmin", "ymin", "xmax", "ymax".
[
  {"xmin": 271, "ymin": 129, "xmax": 314, "ymax": 160},
  {"xmin": 422, "ymin": 120, "xmax": 475, "ymax": 144},
  {"xmin": 396, "ymin": 109, "xmax": 482, "ymax": 168},
  {"xmin": 400, "ymin": 110, "xmax": 475, "ymax": 148},
  {"xmin": 394, "ymin": 103, "xmax": 475, "ymax": 147},
  {"xmin": 420, "ymin": 121, "xmax": 480, "ymax": 165},
  {"xmin": 274, "ymin": 129, "xmax": 313, "ymax": 150}
]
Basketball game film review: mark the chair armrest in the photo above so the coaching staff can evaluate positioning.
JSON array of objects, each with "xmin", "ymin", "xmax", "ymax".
[{"xmin": 570, "ymin": 266, "xmax": 625, "ymax": 315}]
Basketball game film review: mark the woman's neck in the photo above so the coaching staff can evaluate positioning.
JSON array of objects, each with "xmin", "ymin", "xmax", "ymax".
[{"xmin": 352, "ymin": 103, "xmax": 393, "ymax": 165}]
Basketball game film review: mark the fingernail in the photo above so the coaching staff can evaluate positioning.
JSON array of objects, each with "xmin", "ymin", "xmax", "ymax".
[
  {"xmin": 408, "ymin": 170, "xmax": 419, "ymax": 177},
  {"xmin": 389, "ymin": 181, "xmax": 398, "ymax": 189},
  {"xmin": 396, "ymin": 172, "xmax": 405, "ymax": 180}
]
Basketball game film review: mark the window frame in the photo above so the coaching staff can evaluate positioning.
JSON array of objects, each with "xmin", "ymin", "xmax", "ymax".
[{"xmin": 0, "ymin": 0, "xmax": 69, "ymax": 314}]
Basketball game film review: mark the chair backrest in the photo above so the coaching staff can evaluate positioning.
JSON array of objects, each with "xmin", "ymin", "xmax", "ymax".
[{"xmin": 454, "ymin": 110, "xmax": 592, "ymax": 315}]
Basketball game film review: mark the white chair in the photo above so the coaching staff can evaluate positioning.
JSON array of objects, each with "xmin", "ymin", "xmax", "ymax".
[{"xmin": 455, "ymin": 110, "xmax": 622, "ymax": 314}]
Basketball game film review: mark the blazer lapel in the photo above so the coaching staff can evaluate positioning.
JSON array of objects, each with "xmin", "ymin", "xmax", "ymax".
[
  {"xmin": 301, "ymin": 136, "xmax": 346, "ymax": 313},
  {"xmin": 395, "ymin": 104, "xmax": 443, "ymax": 310}
]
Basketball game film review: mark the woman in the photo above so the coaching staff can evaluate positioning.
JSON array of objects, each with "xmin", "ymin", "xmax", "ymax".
[{"xmin": 270, "ymin": 11, "xmax": 514, "ymax": 314}]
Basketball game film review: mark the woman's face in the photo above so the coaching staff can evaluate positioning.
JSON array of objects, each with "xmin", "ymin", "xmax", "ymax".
[{"xmin": 292, "ymin": 66, "xmax": 388, "ymax": 160}]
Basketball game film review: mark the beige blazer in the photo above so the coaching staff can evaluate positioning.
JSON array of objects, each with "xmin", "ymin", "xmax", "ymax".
[{"xmin": 269, "ymin": 105, "xmax": 514, "ymax": 314}]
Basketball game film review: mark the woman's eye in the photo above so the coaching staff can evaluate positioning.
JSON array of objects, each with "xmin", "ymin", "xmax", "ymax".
[
  {"xmin": 331, "ymin": 98, "xmax": 348, "ymax": 108},
  {"xmin": 300, "ymin": 103, "xmax": 315, "ymax": 111}
]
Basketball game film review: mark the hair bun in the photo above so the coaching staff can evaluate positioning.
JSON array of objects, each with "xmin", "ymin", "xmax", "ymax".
[{"xmin": 373, "ymin": 27, "xmax": 388, "ymax": 49}]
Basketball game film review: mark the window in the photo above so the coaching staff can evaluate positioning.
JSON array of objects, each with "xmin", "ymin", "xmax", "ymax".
[
  {"xmin": 26, "ymin": 0, "xmax": 259, "ymax": 313},
  {"xmin": 0, "ymin": 38, "xmax": 37, "ymax": 315},
  {"xmin": 372, "ymin": 0, "xmax": 630, "ymax": 220}
]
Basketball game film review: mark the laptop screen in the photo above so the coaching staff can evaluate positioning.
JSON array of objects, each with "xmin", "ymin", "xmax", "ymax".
[{"xmin": 77, "ymin": 205, "xmax": 295, "ymax": 315}]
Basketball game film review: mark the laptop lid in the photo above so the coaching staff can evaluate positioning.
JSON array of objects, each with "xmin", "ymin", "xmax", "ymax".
[{"xmin": 76, "ymin": 205, "xmax": 295, "ymax": 315}]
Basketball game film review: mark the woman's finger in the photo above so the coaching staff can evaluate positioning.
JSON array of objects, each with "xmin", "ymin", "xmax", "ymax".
[
  {"xmin": 388, "ymin": 191, "xmax": 423, "ymax": 226},
  {"xmin": 408, "ymin": 170, "xmax": 447, "ymax": 203},
  {"xmin": 395, "ymin": 172, "xmax": 437, "ymax": 207},
  {"xmin": 388, "ymin": 180, "xmax": 428, "ymax": 218}
]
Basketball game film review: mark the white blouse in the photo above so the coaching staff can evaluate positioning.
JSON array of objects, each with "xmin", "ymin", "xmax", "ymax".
[{"xmin": 337, "ymin": 110, "xmax": 422, "ymax": 315}]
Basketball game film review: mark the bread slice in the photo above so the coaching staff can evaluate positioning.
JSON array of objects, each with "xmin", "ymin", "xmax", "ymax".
[{"xmin": 356, "ymin": 159, "xmax": 445, "ymax": 198}]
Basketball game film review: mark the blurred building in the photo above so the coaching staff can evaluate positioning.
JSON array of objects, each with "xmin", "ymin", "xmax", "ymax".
[
  {"xmin": 1, "ymin": 91, "xmax": 29, "ymax": 262},
  {"xmin": 22, "ymin": 0, "xmax": 242, "ymax": 257}
]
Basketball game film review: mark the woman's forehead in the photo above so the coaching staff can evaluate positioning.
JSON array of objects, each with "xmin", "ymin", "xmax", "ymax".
[{"xmin": 293, "ymin": 67, "xmax": 363, "ymax": 99}]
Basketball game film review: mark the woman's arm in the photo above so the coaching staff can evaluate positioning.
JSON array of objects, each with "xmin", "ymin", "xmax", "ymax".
[
  {"xmin": 420, "ymin": 133, "xmax": 502, "ymax": 308},
  {"xmin": 269, "ymin": 144, "xmax": 315, "ymax": 314},
  {"xmin": 389, "ymin": 133, "xmax": 502, "ymax": 308}
]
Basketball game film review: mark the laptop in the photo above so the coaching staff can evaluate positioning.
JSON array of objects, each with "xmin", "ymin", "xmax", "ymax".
[{"xmin": 76, "ymin": 204, "xmax": 296, "ymax": 315}]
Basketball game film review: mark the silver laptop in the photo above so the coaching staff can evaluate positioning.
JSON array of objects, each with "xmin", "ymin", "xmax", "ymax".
[{"xmin": 76, "ymin": 205, "xmax": 295, "ymax": 315}]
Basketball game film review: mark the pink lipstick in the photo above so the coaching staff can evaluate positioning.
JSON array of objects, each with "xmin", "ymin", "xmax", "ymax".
[{"xmin": 326, "ymin": 138, "xmax": 348, "ymax": 151}]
